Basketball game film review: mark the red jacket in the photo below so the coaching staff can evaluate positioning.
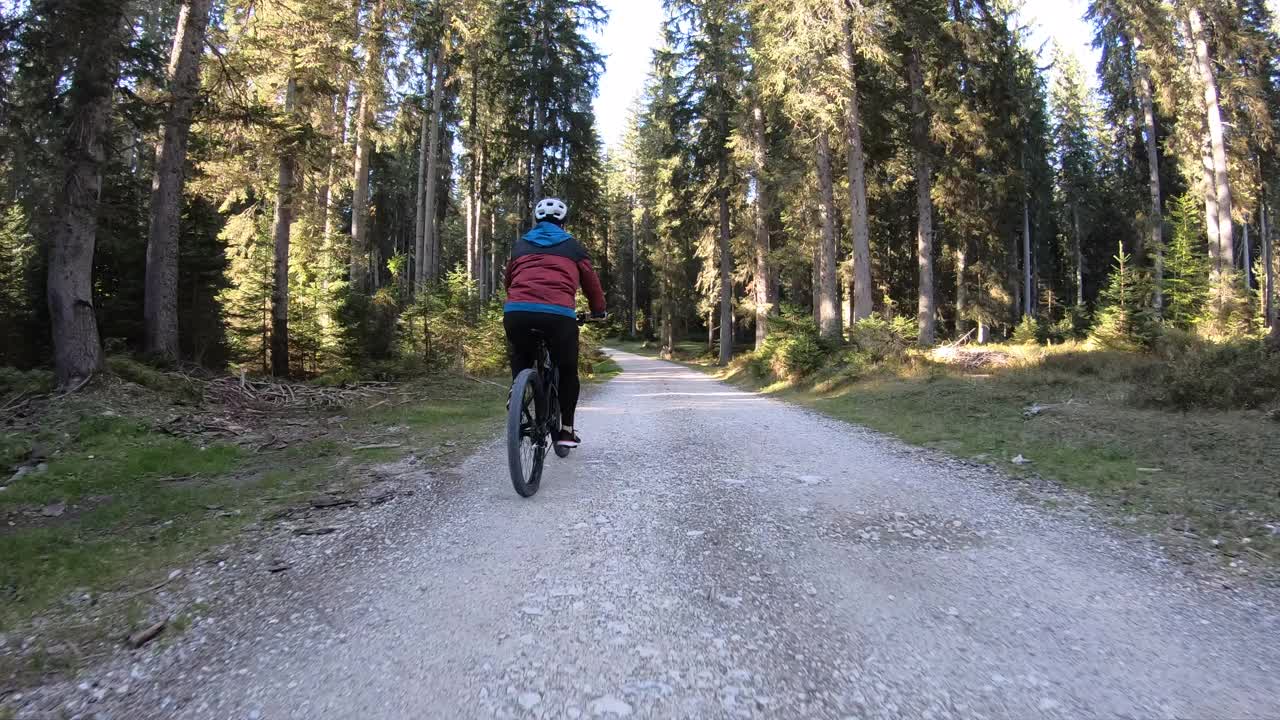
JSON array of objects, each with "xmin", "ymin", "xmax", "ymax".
[{"xmin": 504, "ymin": 222, "xmax": 606, "ymax": 319}]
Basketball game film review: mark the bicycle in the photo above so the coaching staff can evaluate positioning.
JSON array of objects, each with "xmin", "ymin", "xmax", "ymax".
[{"xmin": 507, "ymin": 312, "xmax": 601, "ymax": 497}]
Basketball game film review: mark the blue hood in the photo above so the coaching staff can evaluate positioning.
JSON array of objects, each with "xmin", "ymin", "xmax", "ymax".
[{"xmin": 522, "ymin": 222, "xmax": 572, "ymax": 247}]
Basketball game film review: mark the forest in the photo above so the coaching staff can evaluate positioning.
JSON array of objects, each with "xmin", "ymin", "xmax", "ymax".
[
  {"xmin": 0, "ymin": 0, "xmax": 1276, "ymax": 394},
  {"xmin": 2, "ymin": 0, "xmax": 1280, "ymax": 693}
]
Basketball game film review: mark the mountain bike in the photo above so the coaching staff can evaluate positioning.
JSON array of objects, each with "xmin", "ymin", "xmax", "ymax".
[{"xmin": 507, "ymin": 313, "xmax": 601, "ymax": 497}]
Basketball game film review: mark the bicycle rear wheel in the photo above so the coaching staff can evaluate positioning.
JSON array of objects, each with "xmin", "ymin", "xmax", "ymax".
[{"xmin": 507, "ymin": 368, "xmax": 545, "ymax": 497}]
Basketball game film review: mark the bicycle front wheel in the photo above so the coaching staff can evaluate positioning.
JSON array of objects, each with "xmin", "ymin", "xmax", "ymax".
[{"xmin": 507, "ymin": 368, "xmax": 545, "ymax": 497}]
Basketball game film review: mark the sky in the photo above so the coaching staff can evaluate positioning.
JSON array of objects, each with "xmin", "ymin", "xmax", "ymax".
[
  {"xmin": 592, "ymin": 0, "xmax": 667, "ymax": 148},
  {"xmin": 589, "ymin": 0, "xmax": 1103, "ymax": 149}
]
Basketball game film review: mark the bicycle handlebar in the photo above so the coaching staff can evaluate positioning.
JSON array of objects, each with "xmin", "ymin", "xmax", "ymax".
[{"xmin": 576, "ymin": 312, "xmax": 608, "ymax": 326}]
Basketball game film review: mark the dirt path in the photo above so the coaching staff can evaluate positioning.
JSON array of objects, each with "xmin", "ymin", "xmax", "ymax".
[{"xmin": 19, "ymin": 350, "xmax": 1280, "ymax": 719}]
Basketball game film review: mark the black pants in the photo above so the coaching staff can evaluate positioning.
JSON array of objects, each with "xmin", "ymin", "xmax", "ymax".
[{"xmin": 504, "ymin": 312, "xmax": 581, "ymax": 427}]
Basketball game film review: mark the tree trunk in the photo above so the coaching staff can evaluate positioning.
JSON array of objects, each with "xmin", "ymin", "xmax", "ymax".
[
  {"xmin": 464, "ymin": 193, "xmax": 474, "ymax": 287},
  {"xmin": 716, "ymin": 67, "xmax": 734, "ymax": 367},
  {"xmin": 531, "ymin": 133, "xmax": 543, "ymax": 207},
  {"xmin": 717, "ymin": 185, "xmax": 733, "ymax": 365},
  {"xmin": 48, "ymin": 5, "xmax": 130, "ymax": 388},
  {"xmin": 1243, "ymin": 221, "xmax": 1251, "ymax": 290},
  {"xmin": 530, "ymin": 30, "xmax": 546, "ymax": 205},
  {"xmin": 434, "ymin": 130, "xmax": 452, "ymax": 278},
  {"xmin": 531, "ymin": 13, "xmax": 549, "ymax": 206},
  {"xmin": 812, "ymin": 236, "xmax": 821, "ymax": 325},
  {"xmin": 1134, "ymin": 36, "xmax": 1162, "ymax": 260},
  {"xmin": 143, "ymin": 0, "xmax": 212, "ymax": 360},
  {"xmin": 844, "ymin": 17, "xmax": 873, "ymax": 323},
  {"xmin": 490, "ymin": 209, "xmax": 500, "ymax": 300},
  {"xmin": 1263, "ymin": 191, "xmax": 1274, "ymax": 329},
  {"xmin": 661, "ymin": 277, "xmax": 674, "ymax": 355},
  {"xmin": 1009, "ymin": 232, "xmax": 1022, "ymax": 327},
  {"xmin": 815, "ymin": 131, "xmax": 842, "ymax": 341},
  {"xmin": 908, "ymin": 46, "xmax": 936, "ymax": 346},
  {"xmin": 750, "ymin": 101, "xmax": 774, "ymax": 348},
  {"xmin": 350, "ymin": 93, "xmax": 372, "ymax": 291},
  {"xmin": 1073, "ymin": 202, "xmax": 1084, "ymax": 305},
  {"xmin": 1135, "ymin": 35, "xmax": 1163, "ymax": 313},
  {"xmin": 270, "ymin": 77, "xmax": 298, "ymax": 378},
  {"xmin": 466, "ymin": 71, "xmax": 479, "ymax": 288},
  {"xmin": 323, "ymin": 77, "xmax": 352, "ymax": 253},
  {"xmin": 413, "ymin": 85, "xmax": 429, "ymax": 292},
  {"xmin": 351, "ymin": 0, "xmax": 386, "ymax": 292},
  {"xmin": 1201, "ymin": 139, "xmax": 1222, "ymax": 267},
  {"xmin": 955, "ymin": 242, "xmax": 968, "ymax": 335},
  {"xmin": 707, "ymin": 309, "xmax": 714, "ymax": 351},
  {"xmin": 1188, "ymin": 6, "xmax": 1234, "ymax": 275},
  {"xmin": 630, "ymin": 199, "xmax": 639, "ymax": 338},
  {"xmin": 351, "ymin": 111, "xmax": 373, "ymax": 290},
  {"xmin": 471, "ymin": 145, "xmax": 486, "ymax": 288},
  {"xmin": 421, "ymin": 49, "xmax": 445, "ymax": 287},
  {"xmin": 1023, "ymin": 198, "xmax": 1033, "ymax": 317}
]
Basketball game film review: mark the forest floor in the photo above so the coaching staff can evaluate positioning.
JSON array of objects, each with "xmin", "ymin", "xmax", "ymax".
[
  {"xmin": 0, "ymin": 358, "xmax": 524, "ymax": 691},
  {"xmin": 612, "ymin": 338, "xmax": 1280, "ymax": 578}
]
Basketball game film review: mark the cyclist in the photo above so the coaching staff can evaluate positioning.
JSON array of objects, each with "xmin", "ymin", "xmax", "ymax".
[{"xmin": 504, "ymin": 197, "xmax": 606, "ymax": 449}]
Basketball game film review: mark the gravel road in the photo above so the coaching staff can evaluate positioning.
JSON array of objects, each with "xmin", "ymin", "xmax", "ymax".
[{"xmin": 27, "ymin": 349, "xmax": 1280, "ymax": 719}]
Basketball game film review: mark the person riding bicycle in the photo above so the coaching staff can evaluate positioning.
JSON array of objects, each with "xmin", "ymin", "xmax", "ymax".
[{"xmin": 504, "ymin": 197, "xmax": 606, "ymax": 449}]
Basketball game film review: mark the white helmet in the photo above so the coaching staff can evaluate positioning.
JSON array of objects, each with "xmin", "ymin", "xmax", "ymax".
[{"xmin": 534, "ymin": 197, "xmax": 568, "ymax": 223}]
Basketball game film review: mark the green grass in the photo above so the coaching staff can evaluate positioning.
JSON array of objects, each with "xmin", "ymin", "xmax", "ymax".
[
  {"xmin": 585, "ymin": 355, "xmax": 623, "ymax": 382},
  {"xmin": 0, "ymin": 416, "xmax": 252, "ymax": 624},
  {"xmin": 806, "ymin": 373, "xmax": 1141, "ymax": 487}
]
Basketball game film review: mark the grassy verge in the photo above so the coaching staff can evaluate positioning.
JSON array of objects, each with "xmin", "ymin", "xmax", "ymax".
[
  {"xmin": 608, "ymin": 339, "xmax": 709, "ymax": 361},
  {"xmin": 584, "ymin": 355, "xmax": 623, "ymax": 382},
  {"xmin": 0, "ymin": 370, "xmax": 504, "ymax": 685},
  {"xmin": 616, "ymin": 336, "xmax": 1279, "ymax": 574}
]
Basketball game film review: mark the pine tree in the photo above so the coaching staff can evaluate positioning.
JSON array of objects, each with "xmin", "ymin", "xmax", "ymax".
[
  {"xmin": 666, "ymin": 0, "xmax": 748, "ymax": 364},
  {"xmin": 1163, "ymin": 191, "xmax": 1210, "ymax": 329},
  {"xmin": 635, "ymin": 46, "xmax": 694, "ymax": 354},
  {"xmin": 1092, "ymin": 242, "xmax": 1158, "ymax": 349}
]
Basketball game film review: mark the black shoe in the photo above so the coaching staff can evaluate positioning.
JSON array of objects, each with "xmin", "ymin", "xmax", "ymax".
[{"xmin": 555, "ymin": 429, "xmax": 580, "ymax": 448}]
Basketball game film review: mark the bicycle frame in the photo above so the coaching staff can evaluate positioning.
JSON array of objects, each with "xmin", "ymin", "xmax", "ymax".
[{"xmin": 528, "ymin": 337, "xmax": 560, "ymax": 443}]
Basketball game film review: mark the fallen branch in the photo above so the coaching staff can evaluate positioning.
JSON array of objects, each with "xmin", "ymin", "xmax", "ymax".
[
  {"xmin": 353, "ymin": 442, "xmax": 402, "ymax": 451},
  {"xmin": 309, "ymin": 496, "xmax": 356, "ymax": 509},
  {"xmin": 465, "ymin": 375, "xmax": 508, "ymax": 390},
  {"xmin": 122, "ymin": 575, "xmax": 174, "ymax": 599},
  {"xmin": 943, "ymin": 328, "xmax": 976, "ymax": 349},
  {"xmin": 127, "ymin": 620, "xmax": 166, "ymax": 649},
  {"xmin": 293, "ymin": 526, "xmax": 339, "ymax": 536},
  {"xmin": 53, "ymin": 374, "xmax": 93, "ymax": 399},
  {"xmin": 0, "ymin": 390, "xmax": 29, "ymax": 412}
]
